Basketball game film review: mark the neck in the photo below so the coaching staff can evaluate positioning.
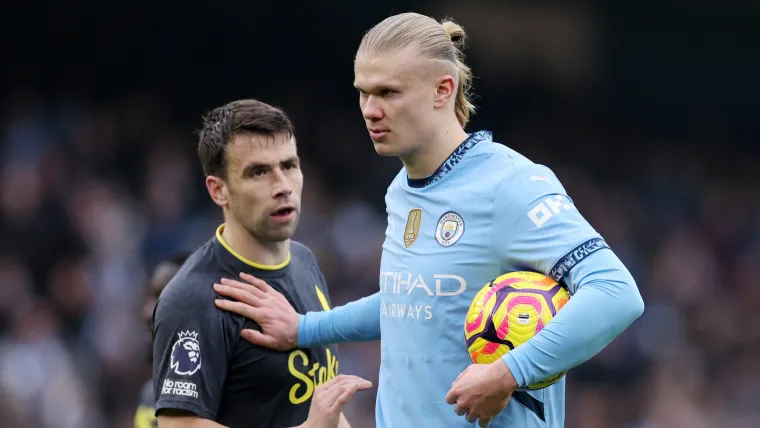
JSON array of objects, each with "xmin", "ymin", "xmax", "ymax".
[
  {"xmin": 401, "ymin": 121, "xmax": 469, "ymax": 179},
  {"xmin": 220, "ymin": 221, "xmax": 290, "ymax": 267}
]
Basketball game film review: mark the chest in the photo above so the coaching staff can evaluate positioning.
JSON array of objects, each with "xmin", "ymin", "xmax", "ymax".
[
  {"xmin": 229, "ymin": 342, "xmax": 339, "ymax": 395},
  {"xmin": 265, "ymin": 273, "xmax": 327, "ymax": 316},
  {"xmin": 226, "ymin": 271, "xmax": 338, "ymax": 401},
  {"xmin": 382, "ymin": 188, "xmax": 502, "ymax": 274},
  {"xmin": 221, "ymin": 342, "xmax": 339, "ymax": 426},
  {"xmin": 378, "ymin": 191, "xmax": 505, "ymax": 328}
]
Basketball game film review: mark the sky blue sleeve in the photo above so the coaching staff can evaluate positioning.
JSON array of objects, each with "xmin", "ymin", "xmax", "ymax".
[
  {"xmin": 297, "ymin": 292, "xmax": 381, "ymax": 347},
  {"xmin": 491, "ymin": 164, "xmax": 645, "ymax": 388}
]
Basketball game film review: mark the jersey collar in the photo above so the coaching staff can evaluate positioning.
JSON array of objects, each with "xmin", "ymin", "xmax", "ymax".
[
  {"xmin": 214, "ymin": 223, "xmax": 292, "ymax": 279},
  {"xmin": 406, "ymin": 130, "xmax": 491, "ymax": 188}
]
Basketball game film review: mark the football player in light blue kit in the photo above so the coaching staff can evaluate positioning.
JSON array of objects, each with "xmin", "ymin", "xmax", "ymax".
[{"xmin": 213, "ymin": 12, "xmax": 645, "ymax": 428}]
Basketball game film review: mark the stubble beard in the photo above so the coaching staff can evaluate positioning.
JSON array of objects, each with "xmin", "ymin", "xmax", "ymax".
[{"xmin": 243, "ymin": 210, "xmax": 299, "ymax": 244}]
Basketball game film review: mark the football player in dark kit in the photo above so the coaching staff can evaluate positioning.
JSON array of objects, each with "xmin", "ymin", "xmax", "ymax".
[
  {"xmin": 135, "ymin": 252, "xmax": 190, "ymax": 428},
  {"xmin": 152, "ymin": 99, "xmax": 371, "ymax": 428}
]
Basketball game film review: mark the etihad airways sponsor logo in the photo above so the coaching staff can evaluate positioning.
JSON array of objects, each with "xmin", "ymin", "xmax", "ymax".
[{"xmin": 379, "ymin": 271, "xmax": 468, "ymax": 321}]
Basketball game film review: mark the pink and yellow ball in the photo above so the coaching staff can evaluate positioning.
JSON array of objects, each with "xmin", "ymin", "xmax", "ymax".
[{"xmin": 464, "ymin": 271, "xmax": 570, "ymax": 390}]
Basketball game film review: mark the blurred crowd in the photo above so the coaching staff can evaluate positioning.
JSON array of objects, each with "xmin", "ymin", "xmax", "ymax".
[{"xmin": 0, "ymin": 84, "xmax": 758, "ymax": 428}]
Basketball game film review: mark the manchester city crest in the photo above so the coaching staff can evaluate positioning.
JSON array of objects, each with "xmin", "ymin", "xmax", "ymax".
[
  {"xmin": 170, "ymin": 330, "xmax": 202, "ymax": 376},
  {"xmin": 435, "ymin": 211, "xmax": 465, "ymax": 247}
]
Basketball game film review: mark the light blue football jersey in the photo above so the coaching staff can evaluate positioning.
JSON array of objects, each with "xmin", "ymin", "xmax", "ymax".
[{"xmin": 375, "ymin": 130, "xmax": 607, "ymax": 428}]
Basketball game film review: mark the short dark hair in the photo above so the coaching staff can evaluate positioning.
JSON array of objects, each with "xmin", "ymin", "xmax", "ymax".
[{"xmin": 197, "ymin": 99, "xmax": 295, "ymax": 178}]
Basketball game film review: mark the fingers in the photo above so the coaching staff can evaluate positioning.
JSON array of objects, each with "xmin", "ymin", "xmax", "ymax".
[
  {"xmin": 445, "ymin": 387, "xmax": 458, "ymax": 405},
  {"xmin": 327, "ymin": 378, "xmax": 372, "ymax": 414},
  {"xmin": 320, "ymin": 374, "xmax": 371, "ymax": 392},
  {"xmin": 223, "ymin": 277, "xmax": 268, "ymax": 297},
  {"xmin": 240, "ymin": 328, "xmax": 279, "ymax": 348},
  {"xmin": 214, "ymin": 283, "xmax": 266, "ymax": 305},
  {"xmin": 239, "ymin": 272, "xmax": 276, "ymax": 294},
  {"xmin": 479, "ymin": 418, "xmax": 492, "ymax": 427},
  {"xmin": 330, "ymin": 385, "xmax": 359, "ymax": 412},
  {"xmin": 214, "ymin": 299, "xmax": 262, "ymax": 320},
  {"xmin": 318, "ymin": 375, "xmax": 371, "ymax": 400},
  {"xmin": 453, "ymin": 404, "xmax": 467, "ymax": 416}
]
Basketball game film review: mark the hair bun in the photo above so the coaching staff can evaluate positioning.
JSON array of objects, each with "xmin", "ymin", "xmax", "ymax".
[{"xmin": 441, "ymin": 19, "xmax": 467, "ymax": 50}]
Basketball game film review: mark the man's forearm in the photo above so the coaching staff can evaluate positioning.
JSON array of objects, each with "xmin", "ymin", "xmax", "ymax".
[
  {"xmin": 503, "ymin": 250, "xmax": 645, "ymax": 387},
  {"xmin": 298, "ymin": 293, "xmax": 381, "ymax": 347}
]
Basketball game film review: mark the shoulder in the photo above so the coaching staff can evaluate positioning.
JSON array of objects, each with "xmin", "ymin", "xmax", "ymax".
[
  {"xmin": 470, "ymin": 141, "xmax": 567, "ymax": 202},
  {"xmin": 290, "ymin": 240, "xmax": 319, "ymax": 266},
  {"xmin": 289, "ymin": 240, "xmax": 326, "ymax": 281},
  {"xmin": 289, "ymin": 240, "xmax": 330, "ymax": 296},
  {"xmin": 469, "ymin": 140, "xmax": 537, "ymax": 177},
  {"xmin": 154, "ymin": 242, "xmax": 225, "ymax": 323},
  {"xmin": 495, "ymin": 162, "xmax": 569, "ymax": 206}
]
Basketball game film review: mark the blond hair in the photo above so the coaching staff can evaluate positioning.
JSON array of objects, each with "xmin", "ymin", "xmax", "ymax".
[{"xmin": 357, "ymin": 13, "xmax": 476, "ymax": 127}]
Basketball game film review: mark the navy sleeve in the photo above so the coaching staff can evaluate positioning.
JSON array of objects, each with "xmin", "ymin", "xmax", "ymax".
[{"xmin": 152, "ymin": 284, "xmax": 234, "ymax": 420}]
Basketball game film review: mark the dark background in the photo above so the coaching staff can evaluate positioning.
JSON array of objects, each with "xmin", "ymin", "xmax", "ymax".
[{"xmin": 0, "ymin": 1, "xmax": 758, "ymax": 427}]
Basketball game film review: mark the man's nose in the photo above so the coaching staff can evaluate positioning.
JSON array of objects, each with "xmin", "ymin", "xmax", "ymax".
[
  {"xmin": 362, "ymin": 96, "xmax": 384, "ymax": 121},
  {"xmin": 272, "ymin": 169, "xmax": 293, "ymax": 198}
]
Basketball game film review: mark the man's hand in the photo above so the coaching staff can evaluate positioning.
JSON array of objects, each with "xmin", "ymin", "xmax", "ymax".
[
  {"xmin": 214, "ymin": 272, "xmax": 300, "ymax": 351},
  {"xmin": 445, "ymin": 359, "xmax": 518, "ymax": 427},
  {"xmin": 301, "ymin": 374, "xmax": 372, "ymax": 428}
]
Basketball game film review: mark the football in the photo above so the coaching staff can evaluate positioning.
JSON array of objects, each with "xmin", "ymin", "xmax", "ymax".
[{"xmin": 464, "ymin": 271, "xmax": 570, "ymax": 390}]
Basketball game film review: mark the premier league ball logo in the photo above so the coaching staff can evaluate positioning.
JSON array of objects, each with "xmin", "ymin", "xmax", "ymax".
[{"xmin": 170, "ymin": 331, "xmax": 202, "ymax": 376}]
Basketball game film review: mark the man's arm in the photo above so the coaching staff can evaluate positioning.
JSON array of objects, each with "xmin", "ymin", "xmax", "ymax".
[
  {"xmin": 503, "ymin": 250, "xmax": 643, "ymax": 387},
  {"xmin": 492, "ymin": 165, "xmax": 645, "ymax": 388},
  {"xmin": 214, "ymin": 275, "xmax": 381, "ymax": 350},
  {"xmin": 298, "ymin": 293, "xmax": 381, "ymax": 347},
  {"xmin": 153, "ymin": 289, "xmax": 231, "ymax": 422}
]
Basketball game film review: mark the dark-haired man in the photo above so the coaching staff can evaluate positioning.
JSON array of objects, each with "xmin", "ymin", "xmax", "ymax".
[{"xmin": 152, "ymin": 99, "xmax": 370, "ymax": 428}]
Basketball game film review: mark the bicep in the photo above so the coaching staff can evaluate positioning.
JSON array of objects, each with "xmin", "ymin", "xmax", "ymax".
[
  {"xmin": 152, "ymin": 298, "xmax": 231, "ymax": 420},
  {"xmin": 493, "ymin": 166, "xmax": 607, "ymax": 292},
  {"xmin": 157, "ymin": 409, "xmax": 228, "ymax": 428}
]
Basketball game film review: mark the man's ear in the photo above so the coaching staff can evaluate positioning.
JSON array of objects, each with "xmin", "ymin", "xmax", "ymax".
[
  {"xmin": 205, "ymin": 175, "xmax": 228, "ymax": 207},
  {"xmin": 433, "ymin": 74, "xmax": 457, "ymax": 109}
]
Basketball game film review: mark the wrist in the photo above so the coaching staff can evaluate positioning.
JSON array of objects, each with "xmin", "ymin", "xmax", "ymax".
[
  {"xmin": 294, "ymin": 313, "xmax": 306, "ymax": 347},
  {"xmin": 501, "ymin": 352, "xmax": 527, "ymax": 389},
  {"xmin": 495, "ymin": 356, "xmax": 519, "ymax": 391}
]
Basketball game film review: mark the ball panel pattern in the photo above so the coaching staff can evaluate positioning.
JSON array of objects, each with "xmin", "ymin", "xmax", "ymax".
[{"xmin": 464, "ymin": 271, "xmax": 571, "ymax": 390}]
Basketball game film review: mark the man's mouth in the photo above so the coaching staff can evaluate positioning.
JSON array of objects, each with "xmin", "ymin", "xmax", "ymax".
[
  {"xmin": 272, "ymin": 206, "xmax": 295, "ymax": 221},
  {"xmin": 369, "ymin": 129, "xmax": 389, "ymax": 140}
]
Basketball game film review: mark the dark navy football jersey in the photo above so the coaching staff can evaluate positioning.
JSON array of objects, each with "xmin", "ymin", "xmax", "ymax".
[{"xmin": 152, "ymin": 225, "xmax": 339, "ymax": 428}]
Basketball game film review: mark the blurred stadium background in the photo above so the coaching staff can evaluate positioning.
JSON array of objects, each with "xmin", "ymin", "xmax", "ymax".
[{"xmin": 1, "ymin": 1, "xmax": 758, "ymax": 427}]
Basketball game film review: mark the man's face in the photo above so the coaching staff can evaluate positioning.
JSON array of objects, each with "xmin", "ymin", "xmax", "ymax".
[
  {"xmin": 218, "ymin": 133, "xmax": 303, "ymax": 242},
  {"xmin": 354, "ymin": 48, "xmax": 441, "ymax": 157}
]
